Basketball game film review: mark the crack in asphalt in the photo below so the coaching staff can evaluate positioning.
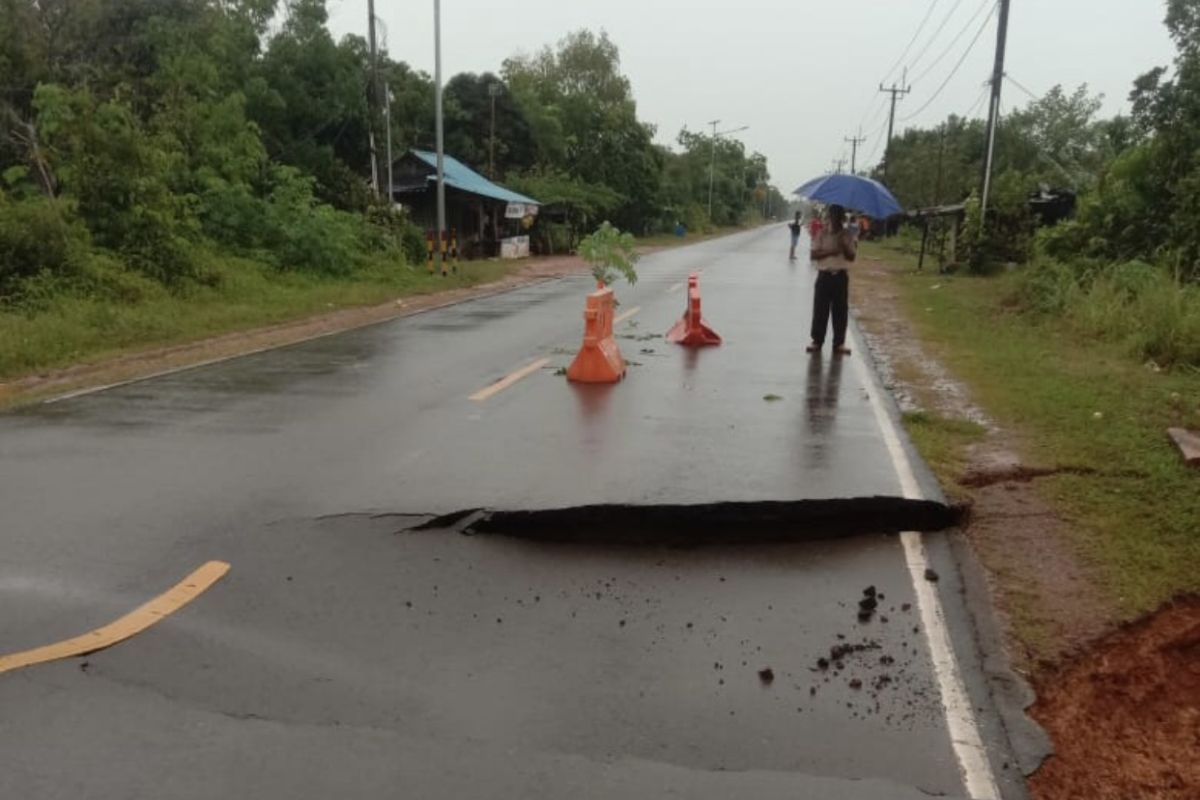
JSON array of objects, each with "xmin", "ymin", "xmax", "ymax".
[{"xmin": 399, "ymin": 498, "xmax": 962, "ymax": 545}]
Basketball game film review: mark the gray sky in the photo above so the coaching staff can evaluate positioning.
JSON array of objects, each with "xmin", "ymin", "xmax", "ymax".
[{"xmin": 328, "ymin": 0, "xmax": 1174, "ymax": 194}]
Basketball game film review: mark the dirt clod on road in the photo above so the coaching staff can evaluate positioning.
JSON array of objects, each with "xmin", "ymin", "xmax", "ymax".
[{"xmin": 1029, "ymin": 595, "xmax": 1200, "ymax": 800}]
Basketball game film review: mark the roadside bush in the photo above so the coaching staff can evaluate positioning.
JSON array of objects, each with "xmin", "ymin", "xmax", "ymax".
[
  {"xmin": 400, "ymin": 223, "xmax": 427, "ymax": 267},
  {"xmin": 0, "ymin": 194, "xmax": 90, "ymax": 299},
  {"xmin": 1016, "ymin": 256, "xmax": 1200, "ymax": 367},
  {"xmin": 536, "ymin": 221, "xmax": 573, "ymax": 255},
  {"xmin": 262, "ymin": 166, "xmax": 361, "ymax": 275},
  {"xmin": 35, "ymin": 86, "xmax": 202, "ymax": 284},
  {"xmin": 680, "ymin": 203, "xmax": 709, "ymax": 235},
  {"xmin": 1012, "ymin": 257, "xmax": 1080, "ymax": 315}
]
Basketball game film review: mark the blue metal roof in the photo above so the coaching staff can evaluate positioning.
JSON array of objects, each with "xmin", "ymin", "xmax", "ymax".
[{"xmin": 410, "ymin": 150, "xmax": 539, "ymax": 206}]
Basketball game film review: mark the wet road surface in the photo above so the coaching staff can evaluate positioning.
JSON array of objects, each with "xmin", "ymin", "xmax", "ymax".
[{"xmin": 0, "ymin": 228, "xmax": 1026, "ymax": 798}]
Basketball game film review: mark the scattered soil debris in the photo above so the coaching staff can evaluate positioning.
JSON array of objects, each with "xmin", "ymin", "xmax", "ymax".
[
  {"xmin": 553, "ymin": 367, "xmax": 567, "ymax": 376},
  {"xmin": 763, "ymin": 394, "xmax": 784, "ymax": 402},
  {"xmin": 848, "ymin": 678, "xmax": 863, "ymax": 690},
  {"xmin": 923, "ymin": 568, "xmax": 940, "ymax": 582},
  {"xmin": 758, "ymin": 667, "xmax": 775, "ymax": 685},
  {"xmin": 857, "ymin": 585, "xmax": 879, "ymax": 622},
  {"xmin": 1029, "ymin": 596, "xmax": 1200, "ymax": 800},
  {"xmin": 901, "ymin": 602, "xmax": 912, "ymax": 612}
]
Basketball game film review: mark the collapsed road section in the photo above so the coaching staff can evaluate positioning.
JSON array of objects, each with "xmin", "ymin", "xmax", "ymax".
[{"xmin": 411, "ymin": 497, "xmax": 963, "ymax": 544}]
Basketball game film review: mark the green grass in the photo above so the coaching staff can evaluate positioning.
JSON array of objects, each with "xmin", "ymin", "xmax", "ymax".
[
  {"xmin": 0, "ymin": 255, "xmax": 520, "ymax": 382},
  {"xmin": 901, "ymin": 411, "xmax": 988, "ymax": 502},
  {"xmin": 862, "ymin": 240, "xmax": 1200, "ymax": 614}
]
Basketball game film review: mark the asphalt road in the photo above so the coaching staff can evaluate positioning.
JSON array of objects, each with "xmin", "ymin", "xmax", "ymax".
[{"xmin": 0, "ymin": 227, "xmax": 1032, "ymax": 799}]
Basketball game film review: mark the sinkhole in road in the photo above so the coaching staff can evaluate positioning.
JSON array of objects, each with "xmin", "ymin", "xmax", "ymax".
[{"xmin": 406, "ymin": 497, "xmax": 962, "ymax": 545}]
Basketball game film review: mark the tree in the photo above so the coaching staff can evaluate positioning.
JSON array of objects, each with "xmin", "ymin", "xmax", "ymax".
[
  {"xmin": 443, "ymin": 72, "xmax": 535, "ymax": 177},
  {"xmin": 502, "ymin": 30, "xmax": 663, "ymax": 232}
]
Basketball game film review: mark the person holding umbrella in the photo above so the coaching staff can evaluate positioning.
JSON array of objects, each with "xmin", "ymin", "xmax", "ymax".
[
  {"xmin": 792, "ymin": 173, "xmax": 902, "ymax": 357},
  {"xmin": 806, "ymin": 203, "xmax": 856, "ymax": 356}
]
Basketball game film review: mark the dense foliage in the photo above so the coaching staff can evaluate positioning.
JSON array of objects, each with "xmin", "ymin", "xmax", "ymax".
[
  {"xmin": 0, "ymin": 5, "xmax": 784, "ymax": 310},
  {"xmin": 875, "ymin": 0, "xmax": 1200, "ymax": 366},
  {"xmin": 0, "ymin": 0, "xmax": 414, "ymax": 306}
]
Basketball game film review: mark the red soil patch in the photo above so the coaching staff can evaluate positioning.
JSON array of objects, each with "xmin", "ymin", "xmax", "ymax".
[{"xmin": 1029, "ymin": 595, "xmax": 1200, "ymax": 800}]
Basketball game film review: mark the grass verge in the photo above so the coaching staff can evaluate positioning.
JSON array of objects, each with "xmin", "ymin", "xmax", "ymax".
[
  {"xmin": 0, "ymin": 255, "xmax": 522, "ymax": 383},
  {"xmin": 861, "ymin": 240, "xmax": 1200, "ymax": 616}
]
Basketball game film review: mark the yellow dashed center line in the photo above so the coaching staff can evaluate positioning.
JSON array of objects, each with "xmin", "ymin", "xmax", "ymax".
[
  {"xmin": 469, "ymin": 357, "xmax": 551, "ymax": 402},
  {"xmin": 613, "ymin": 306, "xmax": 641, "ymax": 325},
  {"xmin": 0, "ymin": 561, "xmax": 231, "ymax": 675}
]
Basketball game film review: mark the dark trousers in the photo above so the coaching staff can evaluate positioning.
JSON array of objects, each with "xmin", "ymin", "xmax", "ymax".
[{"xmin": 810, "ymin": 270, "xmax": 849, "ymax": 347}]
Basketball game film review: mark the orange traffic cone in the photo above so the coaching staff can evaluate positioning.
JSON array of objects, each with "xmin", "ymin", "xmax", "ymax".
[
  {"xmin": 666, "ymin": 273, "xmax": 721, "ymax": 346},
  {"xmin": 567, "ymin": 284, "xmax": 626, "ymax": 383}
]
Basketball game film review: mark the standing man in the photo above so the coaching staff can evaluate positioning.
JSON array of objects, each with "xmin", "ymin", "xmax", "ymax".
[
  {"xmin": 787, "ymin": 211, "xmax": 803, "ymax": 261},
  {"xmin": 806, "ymin": 204, "xmax": 857, "ymax": 356}
]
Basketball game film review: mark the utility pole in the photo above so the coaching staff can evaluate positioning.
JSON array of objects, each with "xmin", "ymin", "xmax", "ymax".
[
  {"xmin": 831, "ymin": 157, "xmax": 847, "ymax": 174},
  {"xmin": 980, "ymin": 0, "xmax": 1012, "ymax": 222},
  {"xmin": 706, "ymin": 121, "xmax": 749, "ymax": 222},
  {"xmin": 879, "ymin": 72, "xmax": 911, "ymax": 184},
  {"xmin": 433, "ymin": 0, "xmax": 447, "ymax": 276},
  {"xmin": 707, "ymin": 120, "xmax": 720, "ymax": 222},
  {"xmin": 934, "ymin": 124, "xmax": 946, "ymax": 206},
  {"xmin": 488, "ymin": 82, "xmax": 501, "ymax": 179},
  {"xmin": 366, "ymin": 0, "xmax": 380, "ymax": 196},
  {"xmin": 384, "ymin": 82, "xmax": 394, "ymax": 207},
  {"xmin": 844, "ymin": 130, "xmax": 867, "ymax": 174}
]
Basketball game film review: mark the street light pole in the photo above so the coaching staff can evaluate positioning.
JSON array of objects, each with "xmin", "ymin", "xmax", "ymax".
[
  {"xmin": 433, "ymin": 0, "xmax": 446, "ymax": 276},
  {"xmin": 707, "ymin": 119, "xmax": 720, "ymax": 222},
  {"xmin": 706, "ymin": 121, "xmax": 749, "ymax": 224}
]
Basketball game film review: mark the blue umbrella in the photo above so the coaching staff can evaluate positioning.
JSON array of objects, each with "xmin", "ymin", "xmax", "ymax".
[{"xmin": 793, "ymin": 174, "xmax": 903, "ymax": 219}]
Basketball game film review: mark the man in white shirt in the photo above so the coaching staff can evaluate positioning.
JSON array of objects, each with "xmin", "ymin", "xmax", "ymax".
[{"xmin": 806, "ymin": 204, "xmax": 857, "ymax": 356}]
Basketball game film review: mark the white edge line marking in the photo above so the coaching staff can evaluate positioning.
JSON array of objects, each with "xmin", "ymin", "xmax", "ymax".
[
  {"xmin": 666, "ymin": 282, "xmax": 684, "ymax": 293},
  {"xmin": 469, "ymin": 357, "xmax": 551, "ymax": 402},
  {"xmin": 613, "ymin": 306, "xmax": 641, "ymax": 325},
  {"xmin": 848, "ymin": 333, "xmax": 1002, "ymax": 800}
]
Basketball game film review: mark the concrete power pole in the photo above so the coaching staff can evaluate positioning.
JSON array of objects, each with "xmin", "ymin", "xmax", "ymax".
[
  {"xmin": 706, "ymin": 121, "xmax": 749, "ymax": 223},
  {"xmin": 879, "ymin": 74, "xmax": 911, "ymax": 183},
  {"xmin": 980, "ymin": 0, "xmax": 1012, "ymax": 222},
  {"xmin": 488, "ymin": 82, "xmax": 501, "ymax": 179},
  {"xmin": 844, "ymin": 131, "xmax": 867, "ymax": 174},
  {"xmin": 433, "ymin": 0, "xmax": 447, "ymax": 276},
  {"xmin": 707, "ymin": 119, "xmax": 720, "ymax": 222},
  {"xmin": 385, "ymin": 82, "xmax": 393, "ymax": 207},
  {"xmin": 366, "ymin": 0, "xmax": 380, "ymax": 196}
]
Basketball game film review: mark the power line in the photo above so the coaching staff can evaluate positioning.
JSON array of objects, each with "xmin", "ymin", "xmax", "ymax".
[
  {"xmin": 900, "ymin": 2, "xmax": 998, "ymax": 124},
  {"xmin": 879, "ymin": 0, "xmax": 943, "ymax": 88},
  {"xmin": 963, "ymin": 81, "xmax": 991, "ymax": 118},
  {"xmin": 852, "ymin": 0, "xmax": 937, "ymax": 130},
  {"xmin": 911, "ymin": 0, "xmax": 996, "ymax": 88},
  {"xmin": 906, "ymin": 0, "xmax": 971, "ymax": 77}
]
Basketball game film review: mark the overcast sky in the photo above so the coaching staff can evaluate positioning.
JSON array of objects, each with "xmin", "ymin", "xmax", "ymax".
[{"xmin": 327, "ymin": 0, "xmax": 1174, "ymax": 194}]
